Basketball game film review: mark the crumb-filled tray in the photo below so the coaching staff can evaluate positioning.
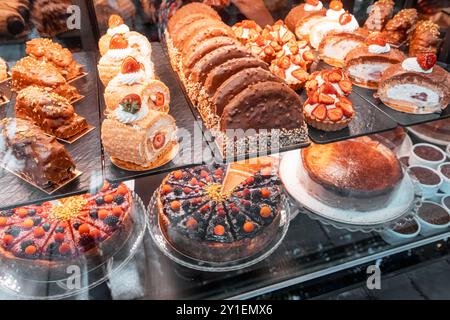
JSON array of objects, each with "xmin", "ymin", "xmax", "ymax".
[
  {"xmin": 102, "ymin": 42, "xmax": 212, "ymax": 181},
  {"xmin": 0, "ymin": 52, "xmax": 103, "ymax": 210}
]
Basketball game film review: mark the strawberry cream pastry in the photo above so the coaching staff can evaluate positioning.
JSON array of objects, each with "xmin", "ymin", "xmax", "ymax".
[
  {"xmin": 104, "ymin": 56, "xmax": 170, "ymax": 113},
  {"xmin": 303, "ymin": 69, "xmax": 355, "ymax": 131},
  {"xmin": 232, "ymin": 20, "xmax": 262, "ymax": 45},
  {"xmin": 285, "ymin": 0, "xmax": 326, "ymax": 41}
]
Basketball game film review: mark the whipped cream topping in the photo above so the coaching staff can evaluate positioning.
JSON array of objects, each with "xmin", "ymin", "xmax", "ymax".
[
  {"xmin": 340, "ymin": 15, "xmax": 359, "ymax": 32},
  {"xmin": 309, "ymin": 19, "xmax": 341, "ymax": 49},
  {"xmin": 113, "ymin": 69, "xmax": 145, "ymax": 85},
  {"xmin": 402, "ymin": 57, "xmax": 433, "ymax": 74},
  {"xmin": 368, "ymin": 43, "xmax": 391, "ymax": 54},
  {"xmin": 241, "ymin": 28, "xmax": 250, "ymax": 39},
  {"xmin": 326, "ymin": 8, "xmax": 345, "ymax": 20},
  {"xmin": 107, "ymin": 24, "xmax": 130, "ymax": 36},
  {"xmin": 304, "ymin": 1, "xmax": 323, "ymax": 11},
  {"xmin": 114, "ymin": 103, "xmax": 149, "ymax": 124},
  {"xmin": 106, "ymin": 47, "xmax": 132, "ymax": 60}
]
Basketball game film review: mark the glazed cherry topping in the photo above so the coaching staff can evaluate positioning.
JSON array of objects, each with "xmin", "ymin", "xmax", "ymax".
[
  {"xmin": 109, "ymin": 34, "xmax": 128, "ymax": 49},
  {"xmin": 214, "ymin": 225, "xmax": 225, "ymax": 236},
  {"xmin": 243, "ymin": 221, "xmax": 255, "ymax": 233},
  {"xmin": 417, "ymin": 53, "xmax": 437, "ymax": 71},
  {"xmin": 108, "ymin": 15, "xmax": 124, "ymax": 28},
  {"xmin": 260, "ymin": 206, "xmax": 272, "ymax": 218}
]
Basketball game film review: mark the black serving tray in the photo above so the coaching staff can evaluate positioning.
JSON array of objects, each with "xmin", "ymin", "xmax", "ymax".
[
  {"xmin": 352, "ymin": 85, "xmax": 450, "ymax": 127},
  {"xmin": 102, "ymin": 42, "xmax": 212, "ymax": 182},
  {"xmin": 0, "ymin": 52, "xmax": 103, "ymax": 210}
]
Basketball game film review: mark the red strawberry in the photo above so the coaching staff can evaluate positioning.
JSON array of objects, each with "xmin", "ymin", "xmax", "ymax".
[
  {"xmin": 291, "ymin": 54, "xmax": 304, "ymax": 66},
  {"xmin": 339, "ymin": 12, "xmax": 352, "ymax": 25},
  {"xmin": 297, "ymin": 40, "xmax": 308, "ymax": 49},
  {"xmin": 305, "ymin": 0, "xmax": 319, "ymax": 5},
  {"xmin": 292, "ymin": 68, "xmax": 308, "ymax": 81},
  {"xmin": 154, "ymin": 92, "xmax": 165, "ymax": 107},
  {"xmin": 328, "ymin": 70, "xmax": 342, "ymax": 83},
  {"xmin": 270, "ymin": 40, "xmax": 282, "ymax": 51},
  {"xmin": 327, "ymin": 108, "xmax": 344, "ymax": 121},
  {"xmin": 121, "ymin": 56, "xmax": 141, "ymax": 74},
  {"xmin": 330, "ymin": 0, "xmax": 343, "ymax": 11},
  {"xmin": 152, "ymin": 132, "xmax": 166, "ymax": 150},
  {"xmin": 108, "ymin": 14, "xmax": 124, "ymax": 28},
  {"xmin": 338, "ymin": 80, "xmax": 352, "ymax": 94},
  {"xmin": 302, "ymin": 50, "xmax": 315, "ymax": 62},
  {"xmin": 288, "ymin": 44, "xmax": 299, "ymax": 55},
  {"xmin": 305, "ymin": 79, "xmax": 318, "ymax": 94},
  {"xmin": 338, "ymin": 100, "xmax": 355, "ymax": 118},
  {"xmin": 255, "ymin": 35, "xmax": 266, "ymax": 47},
  {"xmin": 312, "ymin": 104, "xmax": 327, "ymax": 121},
  {"xmin": 367, "ymin": 33, "xmax": 387, "ymax": 47},
  {"xmin": 278, "ymin": 56, "xmax": 291, "ymax": 69},
  {"xmin": 109, "ymin": 34, "xmax": 128, "ymax": 49},
  {"xmin": 309, "ymin": 91, "xmax": 320, "ymax": 104},
  {"xmin": 319, "ymin": 82, "xmax": 338, "ymax": 95},
  {"xmin": 120, "ymin": 93, "xmax": 142, "ymax": 114},
  {"xmin": 272, "ymin": 66, "xmax": 286, "ymax": 79},
  {"xmin": 242, "ymin": 20, "xmax": 258, "ymax": 29},
  {"xmin": 417, "ymin": 53, "xmax": 437, "ymax": 71},
  {"xmin": 319, "ymin": 93, "xmax": 335, "ymax": 105}
]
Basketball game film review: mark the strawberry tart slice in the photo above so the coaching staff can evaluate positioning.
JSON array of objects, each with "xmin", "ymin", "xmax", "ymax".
[{"xmin": 303, "ymin": 69, "xmax": 355, "ymax": 131}]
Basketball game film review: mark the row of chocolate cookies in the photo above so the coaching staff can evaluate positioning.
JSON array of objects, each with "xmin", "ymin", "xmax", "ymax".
[{"xmin": 166, "ymin": 2, "xmax": 304, "ymax": 132}]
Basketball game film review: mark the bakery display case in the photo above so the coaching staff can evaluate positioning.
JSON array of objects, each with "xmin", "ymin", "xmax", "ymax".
[{"xmin": 0, "ymin": 0, "xmax": 449, "ymax": 300}]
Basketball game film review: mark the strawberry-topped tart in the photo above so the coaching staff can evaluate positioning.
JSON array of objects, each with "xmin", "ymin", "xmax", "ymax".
[
  {"xmin": 377, "ymin": 53, "xmax": 450, "ymax": 114},
  {"xmin": 270, "ymin": 41, "xmax": 315, "ymax": 89},
  {"xmin": 0, "ymin": 181, "xmax": 133, "ymax": 273},
  {"xmin": 345, "ymin": 33, "xmax": 405, "ymax": 89},
  {"xmin": 303, "ymin": 68, "xmax": 355, "ymax": 131},
  {"xmin": 157, "ymin": 159, "xmax": 284, "ymax": 262},
  {"xmin": 232, "ymin": 20, "xmax": 262, "ymax": 46}
]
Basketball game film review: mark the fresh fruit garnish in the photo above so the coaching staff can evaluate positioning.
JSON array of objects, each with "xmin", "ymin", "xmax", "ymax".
[
  {"xmin": 417, "ymin": 53, "xmax": 437, "ymax": 71},
  {"xmin": 214, "ymin": 168, "xmax": 223, "ymax": 176},
  {"xmin": 241, "ymin": 20, "xmax": 258, "ymax": 29},
  {"xmin": 119, "ymin": 93, "xmax": 142, "ymax": 114},
  {"xmin": 200, "ymin": 170, "xmax": 209, "ymax": 178},
  {"xmin": 186, "ymin": 217, "xmax": 198, "ymax": 230},
  {"xmin": 327, "ymin": 108, "xmax": 344, "ymax": 121},
  {"xmin": 98, "ymin": 209, "xmax": 109, "ymax": 220},
  {"xmin": 192, "ymin": 197, "xmax": 202, "ymax": 205},
  {"xmin": 367, "ymin": 33, "xmax": 387, "ymax": 46},
  {"xmin": 108, "ymin": 15, "xmax": 124, "ymax": 28},
  {"xmin": 121, "ymin": 56, "xmax": 141, "ymax": 74},
  {"xmin": 261, "ymin": 189, "xmax": 271, "ymax": 198},
  {"xmin": 270, "ymin": 41, "xmax": 282, "ymax": 51},
  {"xmin": 112, "ymin": 206, "xmax": 124, "ymax": 217},
  {"xmin": 260, "ymin": 206, "xmax": 272, "ymax": 218},
  {"xmin": 305, "ymin": 0, "xmax": 319, "ymax": 5},
  {"xmin": 100, "ymin": 181, "xmax": 110, "ymax": 192},
  {"xmin": 24, "ymin": 245, "xmax": 37, "ymax": 255},
  {"xmin": 214, "ymin": 224, "xmax": 225, "ymax": 236},
  {"xmin": 90, "ymin": 229, "xmax": 101, "ymax": 239},
  {"xmin": 305, "ymin": 79, "xmax": 318, "ymax": 94},
  {"xmin": 272, "ymin": 66, "xmax": 286, "ymax": 79},
  {"xmin": 311, "ymin": 104, "xmax": 327, "ymax": 121},
  {"xmin": 173, "ymin": 170, "xmax": 183, "ymax": 179},
  {"xmin": 319, "ymin": 93, "xmax": 335, "ymax": 105},
  {"xmin": 330, "ymin": 0, "xmax": 343, "ymax": 11},
  {"xmin": 328, "ymin": 70, "xmax": 343, "ymax": 82},
  {"xmin": 161, "ymin": 184, "xmax": 172, "ymax": 194},
  {"xmin": 33, "ymin": 227, "xmax": 45, "ymax": 238},
  {"xmin": 278, "ymin": 56, "xmax": 291, "ymax": 69},
  {"xmin": 78, "ymin": 224, "xmax": 90, "ymax": 234},
  {"xmin": 152, "ymin": 132, "xmax": 166, "ymax": 150},
  {"xmin": 59, "ymin": 243, "xmax": 71, "ymax": 255},
  {"xmin": 109, "ymin": 34, "xmax": 128, "ymax": 49},
  {"xmin": 54, "ymin": 232, "xmax": 65, "ymax": 242},
  {"xmin": 338, "ymin": 99, "xmax": 354, "ymax": 117},
  {"xmin": 170, "ymin": 200, "xmax": 181, "ymax": 211},
  {"xmin": 302, "ymin": 50, "xmax": 315, "ymax": 62},
  {"xmin": 190, "ymin": 178, "xmax": 198, "ymax": 186},
  {"xmin": 264, "ymin": 45, "xmax": 276, "ymax": 57},
  {"xmin": 183, "ymin": 187, "xmax": 192, "ymax": 194},
  {"xmin": 291, "ymin": 54, "xmax": 303, "ymax": 66},
  {"xmin": 0, "ymin": 217, "xmax": 7, "ymax": 226},
  {"xmin": 200, "ymin": 204, "xmax": 210, "ymax": 213},
  {"xmin": 22, "ymin": 218, "xmax": 34, "ymax": 229},
  {"xmin": 243, "ymin": 221, "xmax": 255, "ymax": 233},
  {"xmin": 104, "ymin": 194, "xmax": 114, "ymax": 203},
  {"xmin": 338, "ymin": 79, "xmax": 352, "ymax": 94},
  {"xmin": 288, "ymin": 44, "xmax": 299, "ymax": 55},
  {"xmin": 339, "ymin": 11, "xmax": 352, "ymax": 25},
  {"xmin": 292, "ymin": 68, "xmax": 308, "ymax": 81},
  {"xmin": 309, "ymin": 91, "xmax": 320, "ymax": 104},
  {"xmin": 3, "ymin": 235, "xmax": 13, "ymax": 245},
  {"xmin": 319, "ymin": 82, "xmax": 338, "ymax": 95},
  {"xmin": 16, "ymin": 208, "xmax": 28, "ymax": 218},
  {"xmin": 153, "ymin": 92, "xmax": 165, "ymax": 107}
]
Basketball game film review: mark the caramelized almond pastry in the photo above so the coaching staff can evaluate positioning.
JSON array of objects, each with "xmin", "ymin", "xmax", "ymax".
[
  {"xmin": 382, "ymin": 8, "xmax": 418, "ymax": 45},
  {"xmin": 363, "ymin": 0, "xmax": 394, "ymax": 32},
  {"xmin": 377, "ymin": 53, "xmax": 450, "ymax": 114},
  {"xmin": 409, "ymin": 20, "xmax": 441, "ymax": 57}
]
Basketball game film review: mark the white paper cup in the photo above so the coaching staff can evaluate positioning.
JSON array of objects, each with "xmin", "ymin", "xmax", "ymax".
[
  {"xmin": 410, "ymin": 143, "xmax": 446, "ymax": 169},
  {"xmin": 438, "ymin": 162, "xmax": 450, "ymax": 194},
  {"xmin": 408, "ymin": 165, "xmax": 443, "ymax": 199},
  {"xmin": 417, "ymin": 201, "xmax": 450, "ymax": 236},
  {"xmin": 380, "ymin": 217, "xmax": 421, "ymax": 245}
]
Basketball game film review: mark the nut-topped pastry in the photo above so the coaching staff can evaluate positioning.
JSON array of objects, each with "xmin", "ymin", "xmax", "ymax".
[
  {"xmin": 101, "ymin": 94, "xmax": 178, "ymax": 169},
  {"xmin": 26, "ymin": 38, "xmax": 84, "ymax": 81},
  {"xmin": 11, "ymin": 56, "xmax": 80, "ymax": 102},
  {"xmin": 377, "ymin": 53, "xmax": 450, "ymax": 114},
  {"xmin": 300, "ymin": 136, "xmax": 404, "ymax": 210},
  {"xmin": 363, "ymin": 0, "xmax": 394, "ymax": 32},
  {"xmin": 345, "ymin": 33, "xmax": 405, "ymax": 89},
  {"xmin": 158, "ymin": 160, "xmax": 283, "ymax": 262},
  {"xmin": 409, "ymin": 20, "xmax": 441, "ymax": 57},
  {"xmin": 284, "ymin": 0, "xmax": 326, "ymax": 40},
  {"xmin": 303, "ymin": 68, "xmax": 355, "ymax": 131},
  {"xmin": 382, "ymin": 8, "xmax": 418, "ymax": 45},
  {"xmin": 104, "ymin": 56, "xmax": 170, "ymax": 113},
  {"xmin": 15, "ymin": 86, "xmax": 88, "ymax": 140},
  {"xmin": 0, "ymin": 57, "xmax": 7, "ymax": 81}
]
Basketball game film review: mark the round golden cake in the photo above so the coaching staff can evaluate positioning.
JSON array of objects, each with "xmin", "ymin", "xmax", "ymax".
[{"xmin": 301, "ymin": 137, "xmax": 403, "ymax": 198}]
